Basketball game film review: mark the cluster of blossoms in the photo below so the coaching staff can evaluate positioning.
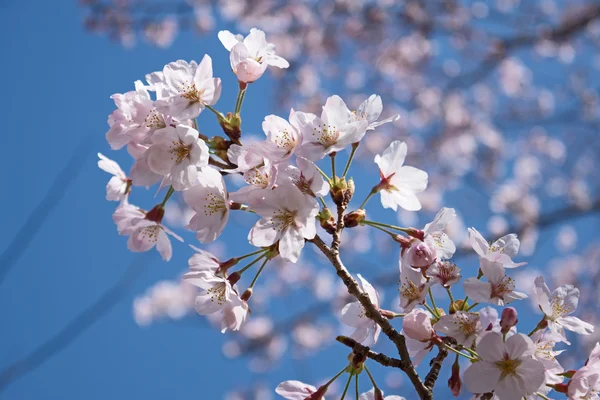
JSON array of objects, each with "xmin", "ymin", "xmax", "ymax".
[{"xmin": 99, "ymin": 28, "xmax": 597, "ymax": 400}]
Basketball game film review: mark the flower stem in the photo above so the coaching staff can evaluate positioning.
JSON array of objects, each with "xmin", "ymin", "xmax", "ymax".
[
  {"xmin": 205, "ymin": 104, "xmax": 225, "ymax": 121},
  {"xmin": 314, "ymin": 164, "xmax": 331, "ymax": 183},
  {"xmin": 340, "ymin": 373, "xmax": 353, "ymax": 400},
  {"xmin": 536, "ymin": 392, "xmax": 551, "ymax": 400},
  {"xmin": 248, "ymin": 257, "xmax": 269, "ymax": 289},
  {"xmin": 318, "ymin": 197, "xmax": 327, "ymax": 208},
  {"xmin": 446, "ymin": 288, "xmax": 455, "ymax": 304},
  {"xmin": 354, "ymin": 373, "xmax": 359, "ymax": 400},
  {"xmin": 325, "ymin": 366, "xmax": 349, "ymax": 388},
  {"xmin": 465, "ymin": 302, "xmax": 479, "ymax": 311},
  {"xmin": 237, "ymin": 253, "xmax": 267, "ymax": 275},
  {"xmin": 342, "ymin": 143, "xmax": 359, "ymax": 178},
  {"xmin": 363, "ymin": 221, "xmax": 397, "ymax": 237},
  {"xmin": 428, "ymin": 288, "xmax": 440, "ymax": 318},
  {"xmin": 236, "ymin": 248, "xmax": 268, "ymax": 262},
  {"xmin": 160, "ymin": 186, "xmax": 175, "ymax": 207},
  {"xmin": 331, "ymin": 153, "xmax": 337, "ymax": 185},
  {"xmin": 460, "ymin": 296, "xmax": 469, "ymax": 311},
  {"xmin": 358, "ymin": 189, "xmax": 377, "ymax": 210},
  {"xmin": 234, "ymin": 86, "xmax": 247, "ymax": 114},
  {"xmin": 443, "ymin": 343, "xmax": 476, "ymax": 361},
  {"xmin": 363, "ymin": 220, "xmax": 410, "ymax": 233},
  {"xmin": 364, "ymin": 366, "xmax": 379, "ymax": 390}
]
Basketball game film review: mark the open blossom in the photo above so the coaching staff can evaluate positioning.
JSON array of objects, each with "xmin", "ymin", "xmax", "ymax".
[
  {"xmin": 359, "ymin": 388, "xmax": 405, "ymax": 400},
  {"xmin": 277, "ymin": 158, "xmax": 329, "ymax": 198},
  {"xmin": 183, "ymin": 166, "xmax": 230, "ymax": 243},
  {"xmin": 463, "ymin": 333, "xmax": 545, "ymax": 400},
  {"xmin": 398, "ymin": 262, "xmax": 430, "ymax": 312},
  {"xmin": 427, "ymin": 261, "xmax": 461, "ymax": 287},
  {"xmin": 248, "ymin": 184, "xmax": 319, "ymax": 263},
  {"xmin": 401, "ymin": 308, "xmax": 434, "ymax": 366},
  {"xmin": 145, "ymin": 124, "xmax": 210, "ymax": 190},
  {"xmin": 154, "ymin": 56, "xmax": 222, "ymax": 119},
  {"xmin": 106, "ymin": 80, "xmax": 167, "ymax": 150},
  {"xmin": 468, "ymin": 228, "xmax": 525, "ymax": 268},
  {"xmin": 218, "ymin": 28, "xmax": 289, "ymax": 83},
  {"xmin": 374, "ymin": 141, "xmax": 428, "ymax": 211},
  {"xmin": 533, "ymin": 276, "xmax": 594, "ymax": 343},
  {"xmin": 296, "ymin": 95, "xmax": 369, "ymax": 161},
  {"xmin": 98, "ymin": 153, "xmax": 131, "ymax": 201},
  {"xmin": 275, "ymin": 380, "xmax": 325, "ymax": 400},
  {"xmin": 340, "ymin": 274, "xmax": 381, "ymax": 345},
  {"xmin": 435, "ymin": 311, "xmax": 482, "ymax": 347},
  {"xmin": 351, "ymin": 94, "xmax": 400, "ymax": 131},
  {"xmin": 112, "ymin": 201, "xmax": 183, "ymax": 261},
  {"xmin": 261, "ymin": 111, "xmax": 303, "ymax": 162},
  {"xmin": 229, "ymin": 158, "xmax": 277, "ymax": 203},
  {"xmin": 225, "ymin": 143, "xmax": 265, "ymax": 173},
  {"xmin": 402, "ymin": 207, "xmax": 456, "ymax": 268},
  {"xmin": 463, "ymin": 258, "xmax": 527, "ymax": 306},
  {"xmin": 568, "ymin": 343, "xmax": 600, "ymax": 400}
]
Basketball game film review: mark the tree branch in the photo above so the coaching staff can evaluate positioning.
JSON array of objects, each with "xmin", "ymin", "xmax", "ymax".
[
  {"xmin": 424, "ymin": 338, "xmax": 454, "ymax": 390},
  {"xmin": 311, "ymin": 235, "xmax": 431, "ymax": 400},
  {"xmin": 336, "ymin": 335, "xmax": 406, "ymax": 369}
]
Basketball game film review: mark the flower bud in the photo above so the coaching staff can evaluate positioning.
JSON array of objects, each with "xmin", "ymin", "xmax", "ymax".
[
  {"xmin": 500, "ymin": 307, "xmax": 518, "ymax": 334},
  {"xmin": 318, "ymin": 208, "xmax": 336, "ymax": 234},
  {"xmin": 393, "ymin": 235, "xmax": 412, "ymax": 248},
  {"xmin": 330, "ymin": 177, "xmax": 354, "ymax": 206},
  {"xmin": 219, "ymin": 112, "xmax": 242, "ymax": 142},
  {"xmin": 448, "ymin": 359, "xmax": 462, "ymax": 397},
  {"xmin": 404, "ymin": 240, "xmax": 436, "ymax": 268},
  {"xmin": 343, "ymin": 209, "xmax": 366, "ymax": 228},
  {"xmin": 241, "ymin": 288, "xmax": 253, "ymax": 302},
  {"xmin": 449, "ymin": 300, "xmax": 466, "ymax": 314}
]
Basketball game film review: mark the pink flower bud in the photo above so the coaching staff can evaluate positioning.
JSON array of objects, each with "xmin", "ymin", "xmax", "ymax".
[
  {"xmin": 403, "ymin": 309, "xmax": 435, "ymax": 341},
  {"xmin": 374, "ymin": 388, "xmax": 385, "ymax": 400},
  {"xmin": 500, "ymin": 307, "xmax": 518, "ymax": 334},
  {"xmin": 448, "ymin": 360, "xmax": 462, "ymax": 397},
  {"xmin": 405, "ymin": 241, "xmax": 436, "ymax": 268}
]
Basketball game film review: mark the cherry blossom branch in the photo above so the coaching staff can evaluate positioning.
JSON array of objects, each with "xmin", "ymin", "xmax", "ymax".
[
  {"xmin": 336, "ymin": 336, "xmax": 406, "ymax": 369},
  {"xmin": 311, "ymin": 234, "xmax": 431, "ymax": 400},
  {"xmin": 423, "ymin": 338, "xmax": 455, "ymax": 391}
]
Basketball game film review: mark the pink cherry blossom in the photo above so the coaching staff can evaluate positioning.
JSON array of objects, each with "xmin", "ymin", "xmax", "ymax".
[
  {"xmin": 398, "ymin": 262, "xmax": 430, "ymax": 312},
  {"xmin": 277, "ymin": 158, "xmax": 330, "ymax": 199},
  {"xmin": 229, "ymin": 158, "xmax": 277, "ymax": 203},
  {"xmin": 154, "ymin": 56, "xmax": 222, "ymax": 119},
  {"xmin": 359, "ymin": 387, "xmax": 405, "ymax": 400},
  {"xmin": 533, "ymin": 276, "xmax": 594, "ymax": 343},
  {"xmin": 374, "ymin": 141, "xmax": 428, "ymax": 211},
  {"xmin": 350, "ymin": 94, "xmax": 400, "ymax": 131},
  {"xmin": 112, "ymin": 201, "xmax": 183, "ymax": 261},
  {"xmin": 402, "ymin": 308, "xmax": 437, "ymax": 342},
  {"xmin": 97, "ymin": 153, "xmax": 131, "ymax": 201},
  {"xmin": 463, "ymin": 333, "xmax": 545, "ymax": 399},
  {"xmin": 261, "ymin": 111, "xmax": 303, "ymax": 162},
  {"xmin": 435, "ymin": 311, "xmax": 482, "ymax": 347},
  {"xmin": 340, "ymin": 274, "xmax": 382, "ymax": 345},
  {"xmin": 426, "ymin": 261, "xmax": 461, "ymax": 288},
  {"xmin": 463, "ymin": 258, "xmax": 527, "ymax": 306},
  {"xmin": 468, "ymin": 228, "xmax": 526, "ymax": 268},
  {"xmin": 275, "ymin": 380, "xmax": 325, "ymax": 400},
  {"xmin": 218, "ymin": 28, "xmax": 289, "ymax": 83},
  {"xmin": 401, "ymin": 309, "xmax": 434, "ymax": 366},
  {"xmin": 145, "ymin": 124, "xmax": 210, "ymax": 190},
  {"xmin": 295, "ymin": 95, "xmax": 369, "ymax": 161},
  {"xmin": 248, "ymin": 184, "xmax": 319, "ymax": 263}
]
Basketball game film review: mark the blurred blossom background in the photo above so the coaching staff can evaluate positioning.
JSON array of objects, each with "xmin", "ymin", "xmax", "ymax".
[{"xmin": 1, "ymin": 0, "xmax": 600, "ymax": 398}]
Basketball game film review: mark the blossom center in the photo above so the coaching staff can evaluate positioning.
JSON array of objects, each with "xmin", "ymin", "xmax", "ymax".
[
  {"xmin": 399, "ymin": 279, "xmax": 422, "ymax": 301},
  {"xmin": 435, "ymin": 263, "xmax": 459, "ymax": 284},
  {"xmin": 207, "ymin": 282, "xmax": 228, "ymax": 306},
  {"xmin": 550, "ymin": 297, "xmax": 572, "ymax": 319},
  {"xmin": 491, "ymin": 276, "xmax": 515, "ymax": 299},
  {"xmin": 313, "ymin": 123, "xmax": 340, "ymax": 147},
  {"xmin": 170, "ymin": 140, "xmax": 193, "ymax": 163},
  {"xmin": 245, "ymin": 166, "xmax": 269, "ymax": 188},
  {"xmin": 178, "ymin": 82, "xmax": 205, "ymax": 102},
  {"xmin": 275, "ymin": 129, "xmax": 296, "ymax": 152},
  {"xmin": 203, "ymin": 193, "xmax": 227, "ymax": 216},
  {"xmin": 495, "ymin": 355, "xmax": 521, "ymax": 379},
  {"xmin": 144, "ymin": 108, "xmax": 166, "ymax": 129},
  {"xmin": 140, "ymin": 225, "xmax": 160, "ymax": 243},
  {"xmin": 456, "ymin": 315, "xmax": 478, "ymax": 337},
  {"xmin": 273, "ymin": 210, "xmax": 297, "ymax": 232},
  {"xmin": 292, "ymin": 175, "xmax": 315, "ymax": 197}
]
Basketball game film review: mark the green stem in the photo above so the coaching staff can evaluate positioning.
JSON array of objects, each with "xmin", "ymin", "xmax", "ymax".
[
  {"xmin": 446, "ymin": 288, "xmax": 455, "ymax": 304},
  {"xmin": 358, "ymin": 189, "xmax": 376, "ymax": 210},
  {"xmin": 205, "ymin": 104, "xmax": 225, "ymax": 121},
  {"xmin": 236, "ymin": 253, "xmax": 267, "ymax": 275},
  {"xmin": 363, "ymin": 220, "xmax": 410, "ymax": 233},
  {"xmin": 325, "ymin": 366, "xmax": 349, "ymax": 388},
  {"xmin": 428, "ymin": 288, "xmax": 440, "ymax": 317},
  {"xmin": 423, "ymin": 303, "xmax": 437, "ymax": 316},
  {"xmin": 465, "ymin": 302, "xmax": 479, "ymax": 311},
  {"xmin": 236, "ymin": 248, "xmax": 267, "ymax": 262},
  {"xmin": 318, "ymin": 197, "xmax": 327, "ymax": 208},
  {"xmin": 342, "ymin": 144, "xmax": 359, "ymax": 178},
  {"xmin": 331, "ymin": 153, "xmax": 337, "ymax": 185},
  {"xmin": 340, "ymin": 373, "xmax": 353, "ymax": 400},
  {"xmin": 460, "ymin": 296, "xmax": 469, "ymax": 311},
  {"xmin": 160, "ymin": 186, "xmax": 175, "ymax": 207},
  {"xmin": 248, "ymin": 257, "xmax": 269, "ymax": 289},
  {"xmin": 314, "ymin": 164, "xmax": 331, "ymax": 183},
  {"xmin": 443, "ymin": 344, "xmax": 476, "ymax": 361},
  {"xmin": 354, "ymin": 373, "xmax": 359, "ymax": 400},
  {"xmin": 234, "ymin": 87, "xmax": 247, "ymax": 114},
  {"xmin": 363, "ymin": 221, "xmax": 397, "ymax": 237},
  {"xmin": 364, "ymin": 366, "xmax": 379, "ymax": 390}
]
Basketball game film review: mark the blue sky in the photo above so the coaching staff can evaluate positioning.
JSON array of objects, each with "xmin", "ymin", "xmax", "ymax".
[{"xmin": 1, "ymin": 1, "xmax": 599, "ymax": 400}]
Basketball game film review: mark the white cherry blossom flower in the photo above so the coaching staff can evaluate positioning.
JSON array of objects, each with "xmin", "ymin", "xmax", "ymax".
[
  {"xmin": 463, "ymin": 259, "xmax": 527, "ymax": 306},
  {"xmin": 277, "ymin": 158, "xmax": 330, "ymax": 198},
  {"xmin": 401, "ymin": 308, "xmax": 434, "ymax": 366},
  {"xmin": 296, "ymin": 95, "xmax": 369, "ymax": 161},
  {"xmin": 97, "ymin": 153, "xmax": 131, "ymax": 201},
  {"xmin": 340, "ymin": 274, "xmax": 381, "ymax": 345},
  {"xmin": 248, "ymin": 184, "xmax": 319, "ymax": 263},
  {"xmin": 463, "ymin": 333, "xmax": 545, "ymax": 400},
  {"xmin": 146, "ymin": 124, "xmax": 209, "ymax": 190},
  {"xmin": 154, "ymin": 57, "xmax": 222, "ymax": 119},
  {"xmin": 184, "ymin": 166, "xmax": 230, "ymax": 243},
  {"xmin": 374, "ymin": 141, "xmax": 428, "ymax": 211},
  {"xmin": 351, "ymin": 94, "xmax": 400, "ymax": 130},
  {"xmin": 402, "ymin": 207, "xmax": 456, "ymax": 268},
  {"xmin": 426, "ymin": 261, "xmax": 461, "ymax": 288},
  {"xmin": 112, "ymin": 201, "xmax": 183, "ymax": 261},
  {"xmin": 225, "ymin": 143, "xmax": 265, "ymax": 173},
  {"xmin": 261, "ymin": 111, "xmax": 303, "ymax": 162},
  {"xmin": 229, "ymin": 158, "xmax": 277, "ymax": 203},
  {"xmin": 359, "ymin": 388, "xmax": 405, "ymax": 400},
  {"xmin": 468, "ymin": 228, "xmax": 526, "ymax": 268},
  {"xmin": 275, "ymin": 380, "xmax": 325, "ymax": 400},
  {"xmin": 398, "ymin": 262, "xmax": 430, "ymax": 312},
  {"xmin": 218, "ymin": 28, "xmax": 289, "ymax": 83},
  {"xmin": 568, "ymin": 343, "xmax": 600, "ymax": 400},
  {"xmin": 435, "ymin": 311, "xmax": 482, "ymax": 347},
  {"xmin": 106, "ymin": 80, "xmax": 167, "ymax": 150},
  {"xmin": 403, "ymin": 308, "xmax": 437, "ymax": 342},
  {"xmin": 533, "ymin": 276, "xmax": 594, "ymax": 343}
]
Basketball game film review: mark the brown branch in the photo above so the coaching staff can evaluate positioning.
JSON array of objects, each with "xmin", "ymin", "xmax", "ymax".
[
  {"xmin": 336, "ymin": 335, "xmax": 406, "ymax": 369},
  {"xmin": 311, "ymin": 235, "xmax": 431, "ymax": 400},
  {"xmin": 424, "ymin": 338, "xmax": 455, "ymax": 390}
]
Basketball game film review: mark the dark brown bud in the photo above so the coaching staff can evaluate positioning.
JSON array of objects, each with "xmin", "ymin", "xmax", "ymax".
[
  {"xmin": 343, "ymin": 209, "xmax": 366, "ymax": 228},
  {"xmin": 227, "ymin": 272, "xmax": 241, "ymax": 285}
]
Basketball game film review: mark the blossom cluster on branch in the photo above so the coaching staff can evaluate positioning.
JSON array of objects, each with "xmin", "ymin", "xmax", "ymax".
[{"xmin": 98, "ymin": 27, "xmax": 600, "ymax": 400}]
